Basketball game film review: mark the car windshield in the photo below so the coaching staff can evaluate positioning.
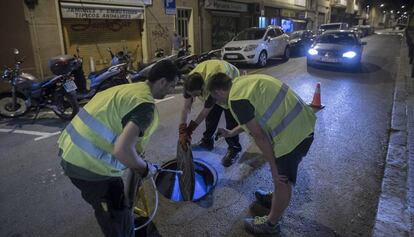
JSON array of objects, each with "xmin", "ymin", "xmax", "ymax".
[
  {"xmin": 234, "ymin": 29, "xmax": 266, "ymax": 41},
  {"xmin": 317, "ymin": 32, "xmax": 356, "ymax": 45},
  {"xmin": 289, "ymin": 31, "xmax": 303, "ymax": 39},
  {"xmin": 320, "ymin": 24, "xmax": 341, "ymax": 30}
]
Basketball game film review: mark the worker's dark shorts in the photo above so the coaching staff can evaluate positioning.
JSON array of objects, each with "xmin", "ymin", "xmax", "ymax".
[
  {"xmin": 275, "ymin": 133, "xmax": 314, "ymax": 185},
  {"xmin": 69, "ymin": 177, "xmax": 135, "ymax": 237}
]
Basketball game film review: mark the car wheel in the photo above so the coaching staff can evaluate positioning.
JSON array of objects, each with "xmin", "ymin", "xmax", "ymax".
[
  {"xmin": 257, "ymin": 51, "xmax": 267, "ymax": 67},
  {"xmin": 283, "ymin": 46, "xmax": 290, "ymax": 61}
]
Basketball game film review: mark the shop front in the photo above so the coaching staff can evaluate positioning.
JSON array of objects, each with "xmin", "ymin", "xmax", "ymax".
[
  {"xmin": 204, "ymin": 0, "xmax": 250, "ymax": 49},
  {"xmin": 59, "ymin": 1, "xmax": 149, "ymax": 74}
]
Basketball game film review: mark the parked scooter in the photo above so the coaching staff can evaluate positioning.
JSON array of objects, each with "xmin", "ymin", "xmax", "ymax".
[
  {"xmin": 0, "ymin": 49, "xmax": 80, "ymax": 120},
  {"xmin": 72, "ymin": 47, "xmax": 128, "ymax": 101}
]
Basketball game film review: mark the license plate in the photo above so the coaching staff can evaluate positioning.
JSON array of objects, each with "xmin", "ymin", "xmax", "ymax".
[
  {"xmin": 226, "ymin": 55, "xmax": 238, "ymax": 59},
  {"xmin": 320, "ymin": 57, "xmax": 338, "ymax": 63},
  {"xmin": 63, "ymin": 80, "xmax": 77, "ymax": 92}
]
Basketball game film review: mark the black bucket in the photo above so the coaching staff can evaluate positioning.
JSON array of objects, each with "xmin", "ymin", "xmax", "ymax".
[
  {"xmin": 134, "ymin": 216, "xmax": 160, "ymax": 237},
  {"xmin": 154, "ymin": 159, "xmax": 217, "ymax": 202}
]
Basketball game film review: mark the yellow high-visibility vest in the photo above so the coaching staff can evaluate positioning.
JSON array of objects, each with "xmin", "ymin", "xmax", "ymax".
[
  {"xmin": 229, "ymin": 74, "xmax": 316, "ymax": 157},
  {"xmin": 189, "ymin": 59, "xmax": 239, "ymax": 103},
  {"xmin": 58, "ymin": 82, "xmax": 159, "ymax": 177}
]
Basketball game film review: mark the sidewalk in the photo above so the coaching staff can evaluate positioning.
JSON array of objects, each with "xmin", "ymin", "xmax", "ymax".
[{"xmin": 372, "ymin": 34, "xmax": 414, "ymax": 236}]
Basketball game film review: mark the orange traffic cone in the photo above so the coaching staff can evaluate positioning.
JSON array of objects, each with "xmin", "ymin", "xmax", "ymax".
[{"xmin": 309, "ymin": 82, "xmax": 325, "ymax": 109}]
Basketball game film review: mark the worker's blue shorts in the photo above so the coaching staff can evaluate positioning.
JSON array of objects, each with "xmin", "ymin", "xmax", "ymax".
[{"xmin": 275, "ymin": 133, "xmax": 314, "ymax": 185}]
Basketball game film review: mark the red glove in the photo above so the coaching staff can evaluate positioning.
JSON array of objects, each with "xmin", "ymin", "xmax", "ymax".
[
  {"xmin": 185, "ymin": 120, "xmax": 199, "ymax": 139},
  {"xmin": 179, "ymin": 123, "xmax": 190, "ymax": 151}
]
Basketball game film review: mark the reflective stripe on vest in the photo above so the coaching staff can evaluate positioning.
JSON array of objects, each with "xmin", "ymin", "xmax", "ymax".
[
  {"xmin": 65, "ymin": 123, "xmax": 126, "ymax": 170},
  {"xmin": 77, "ymin": 109, "xmax": 117, "ymax": 144},
  {"xmin": 270, "ymin": 101, "xmax": 303, "ymax": 138},
  {"xmin": 258, "ymin": 83, "xmax": 289, "ymax": 126},
  {"xmin": 258, "ymin": 83, "xmax": 304, "ymax": 138}
]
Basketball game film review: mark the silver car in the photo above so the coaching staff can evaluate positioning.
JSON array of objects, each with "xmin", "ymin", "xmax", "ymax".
[{"xmin": 307, "ymin": 30, "xmax": 367, "ymax": 70}]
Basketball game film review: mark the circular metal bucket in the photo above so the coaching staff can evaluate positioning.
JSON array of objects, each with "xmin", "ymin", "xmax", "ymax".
[{"xmin": 154, "ymin": 159, "xmax": 217, "ymax": 202}]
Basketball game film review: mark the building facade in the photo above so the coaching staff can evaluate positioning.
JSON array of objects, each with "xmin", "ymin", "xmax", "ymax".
[
  {"xmin": 0, "ymin": 0, "xmax": 201, "ymax": 79},
  {"xmin": 0, "ymin": 0, "xmax": 336, "ymax": 83}
]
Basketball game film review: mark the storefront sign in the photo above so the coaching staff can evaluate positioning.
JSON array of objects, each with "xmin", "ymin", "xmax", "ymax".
[
  {"xmin": 294, "ymin": 0, "xmax": 306, "ymax": 7},
  {"xmin": 165, "ymin": 0, "xmax": 176, "ymax": 15},
  {"xmin": 61, "ymin": 2, "xmax": 144, "ymax": 19},
  {"xmin": 281, "ymin": 9, "xmax": 297, "ymax": 18},
  {"xmin": 204, "ymin": 0, "xmax": 248, "ymax": 13},
  {"xmin": 62, "ymin": 0, "xmax": 152, "ymax": 6}
]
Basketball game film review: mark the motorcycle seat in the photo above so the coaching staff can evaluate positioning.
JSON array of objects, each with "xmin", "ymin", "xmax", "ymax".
[{"xmin": 89, "ymin": 67, "xmax": 109, "ymax": 78}]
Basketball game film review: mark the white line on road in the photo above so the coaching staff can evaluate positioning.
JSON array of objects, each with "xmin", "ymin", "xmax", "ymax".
[
  {"xmin": 155, "ymin": 96, "xmax": 175, "ymax": 104},
  {"xmin": 0, "ymin": 128, "xmax": 61, "ymax": 141},
  {"xmin": 0, "ymin": 95, "xmax": 175, "ymax": 141}
]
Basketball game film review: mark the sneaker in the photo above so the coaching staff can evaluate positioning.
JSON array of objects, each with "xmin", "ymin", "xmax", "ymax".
[
  {"xmin": 221, "ymin": 149, "xmax": 240, "ymax": 167},
  {"xmin": 193, "ymin": 139, "xmax": 214, "ymax": 151},
  {"xmin": 244, "ymin": 216, "xmax": 281, "ymax": 236},
  {"xmin": 255, "ymin": 189, "xmax": 273, "ymax": 209}
]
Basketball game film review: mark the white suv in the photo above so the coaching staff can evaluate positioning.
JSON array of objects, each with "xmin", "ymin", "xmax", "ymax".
[{"xmin": 222, "ymin": 26, "xmax": 290, "ymax": 67}]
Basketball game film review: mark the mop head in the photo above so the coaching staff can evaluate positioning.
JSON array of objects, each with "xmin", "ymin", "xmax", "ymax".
[{"xmin": 176, "ymin": 141, "xmax": 195, "ymax": 201}]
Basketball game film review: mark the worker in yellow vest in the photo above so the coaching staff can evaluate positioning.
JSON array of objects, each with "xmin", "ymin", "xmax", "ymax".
[
  {"xmin": 58, "ymin": 60, "xmax": 179, "ymax": 237},
  {"xmin": 208, "ymin": 73, "xmax": 316, "ymax": 235},
  {"xmin": 179, "ymin": 59, "xmax": 242, "ymax": 167}
]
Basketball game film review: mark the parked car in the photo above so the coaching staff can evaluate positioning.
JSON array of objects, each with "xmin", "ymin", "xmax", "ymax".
[
  {"xmin": 307, "ymin": 30, "xmax": 367, "ymax": 70},
  {"xmin": 288, "ymin": 30, "xmax": 315, "ymax": 53},
  {"xmin": 318, "ymin": 22, "xmax": 349, "ymax": 34},
  {"xmin": 355, "ymin": 25, "xmax": 374, "ymax": 37},
  {"xmin": 222, "ymin": 25, "xmax": 290, "ymax": 67},
  {"xmin": 351, "ymin": 26, "xmax": 363, "ymax": 38}
]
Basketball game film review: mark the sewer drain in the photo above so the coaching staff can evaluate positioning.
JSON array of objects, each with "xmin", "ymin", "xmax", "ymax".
[{"xmin": 155, "ymin": 159, "xmax": 217, "ymax": 202}]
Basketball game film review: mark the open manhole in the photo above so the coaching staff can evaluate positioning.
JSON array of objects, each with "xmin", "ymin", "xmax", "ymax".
[{"xmin": 154, "ymin": 159, "xmax": 217, "ymax": 202}]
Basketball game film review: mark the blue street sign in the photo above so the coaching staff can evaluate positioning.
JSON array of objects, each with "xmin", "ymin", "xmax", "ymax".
[{"xmin": 165, "ymin": 0, "xmax": 176, "ymax": 15}]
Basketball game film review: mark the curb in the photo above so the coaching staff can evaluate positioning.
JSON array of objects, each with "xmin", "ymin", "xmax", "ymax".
[{"xmin": 372, "ymin": 35, "xmax": 413, "ymax": 236}]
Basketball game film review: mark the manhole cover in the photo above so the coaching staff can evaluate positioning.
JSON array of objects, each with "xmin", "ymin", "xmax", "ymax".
[{"xmin": 154, "ymin": 159, "xmax": 217, "ymax": 202}]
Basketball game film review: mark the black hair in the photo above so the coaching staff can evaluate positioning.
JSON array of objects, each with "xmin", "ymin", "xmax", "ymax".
[
  {"xmin": 207, "ymin": 72, "xmax": 232, "ymax": 92},
  {"xmin": 183, "ymin": 73, "xmax": 204, "ymax": 92},
  {"xmin": 148, "ymin": 59, "xmax": 179, "ymax": 83}
]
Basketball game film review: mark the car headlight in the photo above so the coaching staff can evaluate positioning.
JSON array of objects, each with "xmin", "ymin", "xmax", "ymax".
[
  {"xmin": 244, "ymin": 45, "xmax": 258, "ymax": 52},
  {"xmin": 342, "ymin": 51, "xmax": 357, "ymax": 58},
  {"xmin": 308, "ymin": 48, "xmax": 318, "ymax": 55}
]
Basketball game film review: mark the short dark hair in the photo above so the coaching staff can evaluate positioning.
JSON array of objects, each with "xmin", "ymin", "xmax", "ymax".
[
  {"xmin": 183, "ymin": 73, "xmax": 204, "ymax": 92},
  {"xmin": 207, "ymin": 72, "xmax": 232, "ymax": 92},
  {"xmin": 148, "ymin": 59, "xmax": 179, "ymax": 83}
]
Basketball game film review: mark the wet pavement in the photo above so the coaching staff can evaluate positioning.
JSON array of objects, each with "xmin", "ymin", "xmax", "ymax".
[{"xmin": 0, "ymin": 33, "xmax": 406, "ymax": 237}]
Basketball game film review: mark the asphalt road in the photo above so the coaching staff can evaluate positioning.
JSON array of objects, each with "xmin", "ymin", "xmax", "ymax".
[{"xmin": 0, "ymin": 33, "xmax": 402, "ymax": 237}]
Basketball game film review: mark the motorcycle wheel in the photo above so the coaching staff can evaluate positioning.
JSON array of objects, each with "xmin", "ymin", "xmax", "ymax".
[
  {"xmin": 97, "ymin": 76, "xmax": 129, "ymax": 93},
  {"xmin": 0, "ymin": 93, "xmax": 29, "ymax": 118},
  {"xmin": 52, "ymin": 91, "xmax": 79, "ymax": 120}
]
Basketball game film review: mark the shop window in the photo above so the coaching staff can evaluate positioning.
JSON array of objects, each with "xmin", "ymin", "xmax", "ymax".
[
  {"xmin": 176, "ymin": 9, "xmax": 191, "ymax": 48},
  {"xmin": 259, "ymin": 17, "xmax": 267, "ymax": 28},
  {"xmin": 270, "ymin": 18, "xmax": 278, "ymax": 26}
]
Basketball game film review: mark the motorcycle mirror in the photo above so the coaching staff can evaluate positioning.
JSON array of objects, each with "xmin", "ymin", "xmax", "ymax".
[{"xmin": 13, "ymin": 48, "xmax": 19, "ymax": 55}]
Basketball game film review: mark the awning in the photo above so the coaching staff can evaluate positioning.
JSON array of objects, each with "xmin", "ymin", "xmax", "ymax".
[{"xmin": 60, "ymin": 2, "xmax": 144, "ymax": 20}]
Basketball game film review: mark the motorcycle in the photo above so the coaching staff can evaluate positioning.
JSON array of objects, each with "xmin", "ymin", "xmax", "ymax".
[
  {"xmin": 0, "ymin": 49, "xmax": 80, "ymax": 121},
  {"xmin": 72, "ymin": 47, "xmax": 129, "ymax": 101}
]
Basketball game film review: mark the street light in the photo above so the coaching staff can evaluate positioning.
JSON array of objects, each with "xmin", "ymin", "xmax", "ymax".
[
  {"xmin": 390, "ymin": 10, "xmax": 394, "ymax": 13},
  {"xmin": 380, "ymin": 4, "xmax": 385, "ymax": 8},
  {"xmin": 401, "ymin": 5, "xmax": 405, "ymax": 9},
  {"xmin": 397, "ymin": 11, "xmax": 400, "ymax": 14}
]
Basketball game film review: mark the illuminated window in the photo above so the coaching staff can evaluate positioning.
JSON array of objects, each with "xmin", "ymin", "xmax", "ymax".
[{"xmin": 259, "ymin": 17, "xmax": 267, "ymax": 28}]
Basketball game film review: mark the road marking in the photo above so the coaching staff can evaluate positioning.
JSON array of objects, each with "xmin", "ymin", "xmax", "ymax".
[
  {"xmin": 0, "ymin": 128, "xmax": 61, "ymax": 141},
  {"xmin": 248, "ymin": 69, "xmax": 263, "ymax": 74},
  {"xmin": 155, "ymin": 96, "xmax": 175, "ymax": 104}
]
